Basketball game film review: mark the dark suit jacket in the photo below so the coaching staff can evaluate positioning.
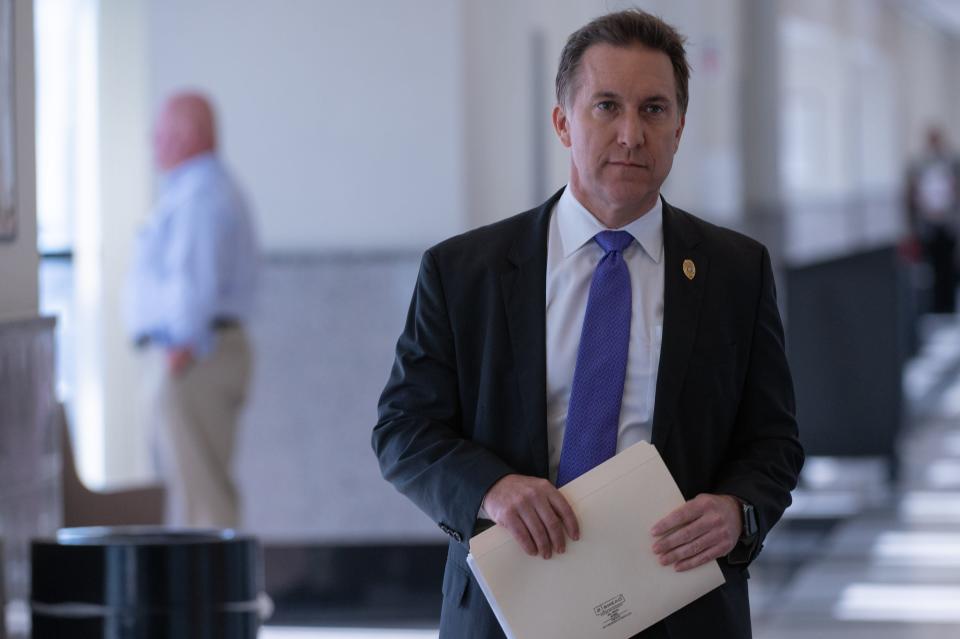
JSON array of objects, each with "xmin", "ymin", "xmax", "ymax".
[{"xmin": 373, "ymin": 188, "xmax": 804, "ymax": 639}]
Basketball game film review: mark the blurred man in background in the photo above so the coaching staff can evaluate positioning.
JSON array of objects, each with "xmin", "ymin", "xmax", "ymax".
[
  {"xmin": 126, "ymin": 91, "xmax": 259, "ymax": 528},
  {"xmin": 907, "ymin": 126, "xmax": 960, "ymax": 313}
]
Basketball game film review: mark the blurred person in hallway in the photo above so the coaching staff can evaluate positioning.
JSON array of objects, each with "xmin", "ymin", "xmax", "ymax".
[
  {"xmin": 374, "ymin": 9, "xmax": 802, "ymax": 639},
  {"xmin": 126, "ymin": 91, "xmax": 259, "ymax": 529},
  {"xmin": 907, "ymin": 126, "xmax": 960, "ymax": 313}
]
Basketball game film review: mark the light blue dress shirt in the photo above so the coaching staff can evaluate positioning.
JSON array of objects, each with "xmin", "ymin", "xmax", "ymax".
[
  {"xmin": 545, "ymin": 186, "xmax": 664, "ymax": 484},
  {"xmin": 126, "ymin": 152, "xmax": 259, "ymax": 358}
]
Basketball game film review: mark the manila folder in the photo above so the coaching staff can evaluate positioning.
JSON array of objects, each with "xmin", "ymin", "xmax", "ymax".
[{"xmin": 466, "ymin": 441, "xmax": 725, "ymax": 639}]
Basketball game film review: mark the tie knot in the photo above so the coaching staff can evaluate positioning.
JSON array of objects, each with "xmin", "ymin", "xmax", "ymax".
[{"xmin": 594, "ymin": 230, "xmax": 634, "ymax": 254}]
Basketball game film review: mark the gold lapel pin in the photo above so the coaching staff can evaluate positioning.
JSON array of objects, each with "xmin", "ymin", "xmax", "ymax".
[{"xmin": 682, "ymin": 259, "xmax": 696, "ymax": 281}]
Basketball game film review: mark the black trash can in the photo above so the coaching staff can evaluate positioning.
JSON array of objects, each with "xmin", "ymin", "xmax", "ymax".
[{"xmin": 31, "ymin": 527, "xmax": 263, "ymax": 639}]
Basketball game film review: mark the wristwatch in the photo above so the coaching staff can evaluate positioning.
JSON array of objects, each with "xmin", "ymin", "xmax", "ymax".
[{"xmin": 738, "ymin": 499, "xmax": 758, "ymax": 542}]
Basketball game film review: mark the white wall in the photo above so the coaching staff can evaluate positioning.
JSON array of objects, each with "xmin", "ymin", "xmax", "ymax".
[
  {"xmin": 778, "ymin": 0, "xmax": 958, "ymax": 199},
  {"xmin": 146, "ymin": 0, "xmax": 467, "ymax": 253},
  {"xmin": 100, "ymin": 0, "xmax": 152, "ymax": 484},
  {"xmin": 776, "ymin": 0, "xmax": 913, "ymax": 264},
  {"xmin": 462, "ymin": 0, "xmax": 596, "ymax": 228},
  {"xmin": 95, "ymin": 0, "xmax": 471, "ymax": 485},
  {"xmin": 0, "ymin": 0, "xmax": 37, "ymax": 321},
  {"xmin": 655, "ymin": 0, "xmax": 745, "ymax": 221},
  {"xmin": 88, "ymin": 0, "xmax": 960, "ymax": 493},
  {"xmin": 896, "ymin": 13, "xmax": 957, "ymax": 162}
]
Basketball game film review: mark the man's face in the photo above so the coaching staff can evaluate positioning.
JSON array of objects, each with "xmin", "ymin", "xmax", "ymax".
[
  {"xmin": 553, "ymin": 44, "xmax": 685, "ymax": 223},
  {"xmin": 153, "ymin": 105, "xmax": 180, "ymax": 171}
]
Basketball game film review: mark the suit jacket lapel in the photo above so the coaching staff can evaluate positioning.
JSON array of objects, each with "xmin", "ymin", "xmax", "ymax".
[
  {"xmin": 500, "ymin": 189, "xmax": 560, "ymax": 479},
  {"xmin": 652, "ymin": 199, "xmax": 708, "ymax": 449}
]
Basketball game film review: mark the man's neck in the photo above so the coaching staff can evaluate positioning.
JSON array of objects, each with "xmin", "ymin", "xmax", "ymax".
[{"xmin": 568, "ymin": 184, "xmax": 660, "ymax": 230}]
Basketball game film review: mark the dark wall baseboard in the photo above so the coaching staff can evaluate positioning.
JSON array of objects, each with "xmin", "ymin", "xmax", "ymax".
[{"xmin": 264, "ymin": 542, "xmax": 446, "ymax": 627}]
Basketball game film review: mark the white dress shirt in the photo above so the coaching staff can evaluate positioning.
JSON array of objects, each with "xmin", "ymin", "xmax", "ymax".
[
  {"xmin": 125, "ymin": 153, "xmax": 259, "ymax": 357},
  {"xmin": 545, "ymin": 186, "xmax": 665, "ymax": 484}
]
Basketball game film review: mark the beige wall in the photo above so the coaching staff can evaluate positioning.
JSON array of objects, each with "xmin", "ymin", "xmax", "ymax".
[{"xmin": 0, "ymin": 0, "xmax": 37, "ymax": 321}]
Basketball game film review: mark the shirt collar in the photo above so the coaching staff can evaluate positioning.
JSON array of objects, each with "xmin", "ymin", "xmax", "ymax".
[
  {"xmin": 555, "ymin": 186, "xmax": 663, "ymax": 263},
  {"xmin": 163, "ymin": 151, "xmax": 219, "ymax": 187}
]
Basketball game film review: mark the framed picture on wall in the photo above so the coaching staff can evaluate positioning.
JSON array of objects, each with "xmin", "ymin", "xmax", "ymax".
[{"xmin": 0, "ymin": 0, "xmax": 16, "ymax": 242}]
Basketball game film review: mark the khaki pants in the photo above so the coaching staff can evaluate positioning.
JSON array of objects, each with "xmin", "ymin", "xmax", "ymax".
[{"xmin": 144, "ymin": 327, "xmax": 251, "ymax": 529}]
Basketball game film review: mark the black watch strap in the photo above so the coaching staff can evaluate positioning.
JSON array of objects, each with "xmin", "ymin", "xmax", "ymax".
[{"xmin": 739, "ymin": 500, "xmax": 758, "ymax": 541}]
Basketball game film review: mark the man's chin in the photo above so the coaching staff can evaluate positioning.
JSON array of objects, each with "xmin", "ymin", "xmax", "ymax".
[{"xmin": 602, "ymin": 186, "xmax": 659, "ymax": 212}]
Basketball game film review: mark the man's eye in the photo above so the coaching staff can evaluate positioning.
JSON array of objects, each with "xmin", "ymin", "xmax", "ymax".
[
  {"xmin": 645, "ymin": 104, "xmax": 666, "ymax": 114},
  {"xmin": 597, "ymin": 101, "xmax": 617, "ymax": 112}
]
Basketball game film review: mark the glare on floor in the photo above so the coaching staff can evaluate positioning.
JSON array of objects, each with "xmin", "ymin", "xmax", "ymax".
[
  {"xmin": 784, "ymin": 490, "xmax": 863, "ymax": 518},
  {"xmin": 927, "ymin": 459, "xmax": 960, "ymax": 488},
  {"xmin": 834, "ymin": 584, "xmax": 960, "ymax": 622},
  {"xmin": 899, "ymin": 491, "xmax": 960, "ymax": 523},
  {"xmin": 945, "ymin": 433, "xmax": 960, "ymax": 457},
  {"xmin": 872, "ymin": 531, "xmax": 960, "ymax": 566}
]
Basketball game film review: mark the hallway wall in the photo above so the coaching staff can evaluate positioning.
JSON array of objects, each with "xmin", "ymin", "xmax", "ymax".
[
  {"xmin": 73, "ymin": 0, "xmax": 960, "ymax": 538},
  {"xmin": 147, "ymin": 0, "xmax": 468, "ymax": 253}
]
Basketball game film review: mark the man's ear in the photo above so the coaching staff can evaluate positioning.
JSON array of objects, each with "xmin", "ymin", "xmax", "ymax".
[
  {"xmin": 553, "ymin": 104, "xmax": 572, "ymax": 148},
  {"xmin": 673, "ymin": 113, "xmax": 685, "ymax": 152}
]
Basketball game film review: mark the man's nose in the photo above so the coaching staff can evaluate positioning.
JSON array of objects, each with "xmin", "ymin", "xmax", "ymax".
[{"xmin": 618, "ymin": 113, "xmax": 645, "ymax": 148}]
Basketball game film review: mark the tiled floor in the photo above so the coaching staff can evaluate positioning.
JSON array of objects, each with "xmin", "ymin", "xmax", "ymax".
[
  {"xmin": 260, "ymin": 318, "xmax": 960, "ymax": 638},
  {"xmin": 748, "ymin": 317, "xmax": 960, "ymax": 638}
]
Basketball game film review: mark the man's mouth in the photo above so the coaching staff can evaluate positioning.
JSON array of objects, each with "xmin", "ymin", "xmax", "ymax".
[{"xmin": 608, "ymin": 160, "xmax": 647, "ymax": 169}]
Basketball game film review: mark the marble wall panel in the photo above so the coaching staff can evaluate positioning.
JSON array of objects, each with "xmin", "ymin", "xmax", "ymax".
[{"xmin": 0, "ymin": 317, "xmax": 60, "ymax": 639}]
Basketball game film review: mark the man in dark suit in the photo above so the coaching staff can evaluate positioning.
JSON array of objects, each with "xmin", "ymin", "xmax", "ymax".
[{"xmin": 373, "ymin": 9, "xmax": 803, "ymax": 639}]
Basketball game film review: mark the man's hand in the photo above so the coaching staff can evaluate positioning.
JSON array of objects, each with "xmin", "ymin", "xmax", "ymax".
[
  {"xmin": 167, "ymin": 346, "xmax": 195, "ymax": 376},
  {"xmin": 482, "ymin": 474, "xmax": 580, "ymax": 559},
  {"xmin": 650, "ymin": 493, "xmax": 742, "ymax": 572}
]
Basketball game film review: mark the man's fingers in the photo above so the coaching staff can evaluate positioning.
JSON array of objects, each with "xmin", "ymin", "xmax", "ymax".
[
  {"xmin": 519, "ymin": 507, "xmax": 553, "ymax": 559},
  {"xmin": 502, "ymin": 513, "xmax": 538, "ymax": 557},
  {"xmin": 651, "ymin": 499, "xmax": 704, "ymax": 537},
  {"xmin": 657, "ymin": 529, "xmax": 718, "ymax": 566},
  {"xmin": 482, "ymin": 474, "xmax": 581, "ymax": 558},
  {"xmin": 673, "ymin": 546, "xmax": 720, "ymax": 572},
  {"xmin": 651, "ymin": 514, "xmax": 710, "ymax": 555},
  {"xmin": 651, "ymin": 493, "xmax": 742, "ymax": 569},
  {"xmin": 534, "ymin": 502, "xmax": 569, "ymax": 555},
  {"xmin": 548, "ymin": 491, "xmax": 580, "ymax": 541}
]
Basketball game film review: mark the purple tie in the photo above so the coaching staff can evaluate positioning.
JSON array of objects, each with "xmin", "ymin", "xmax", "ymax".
[{"xmin": 556, "ymin": 230, "xmax": 634, "ymax": 487}]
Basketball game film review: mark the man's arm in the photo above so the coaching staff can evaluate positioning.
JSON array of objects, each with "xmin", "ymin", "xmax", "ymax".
[
  {"xmin": 653, "ymin": 246, "xmax": 804, "ymax": 570},
  {"xmin": 375, "ymin": 249, "xmax": 580, "ymax": 556},
  {"xmin": 373, "ymin": 250, "xmax": 520, "ymax": 546}
]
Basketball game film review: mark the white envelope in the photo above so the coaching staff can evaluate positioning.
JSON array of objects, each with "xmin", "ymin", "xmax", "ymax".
[{"xmin": 466, "ymin": 441, "xmax": 725, "ymax": 639}]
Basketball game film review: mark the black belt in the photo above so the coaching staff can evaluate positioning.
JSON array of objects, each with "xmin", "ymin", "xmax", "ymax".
[
  {"xmin": 134, "ymin": 318, "xmax": 241, "ymax": 349},
  {"xmin": 211, "ymin": 317, "xmax": 241, "ymax": 331}
]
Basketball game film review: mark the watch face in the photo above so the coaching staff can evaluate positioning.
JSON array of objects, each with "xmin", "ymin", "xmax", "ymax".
[{"xmin": 742, "ymin": 503, "xmax": 758, "ymax": 537}]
